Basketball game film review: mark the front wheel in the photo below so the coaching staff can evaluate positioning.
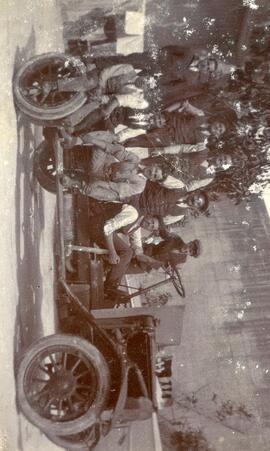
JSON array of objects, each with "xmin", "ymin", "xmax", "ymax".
[
  {"xmin": 16, "ymin": 334, "xmax": 110, "ymax": 435},
  {"xmin": 13, "ymin": 52, "xmax": 87, "ymax": 123}
]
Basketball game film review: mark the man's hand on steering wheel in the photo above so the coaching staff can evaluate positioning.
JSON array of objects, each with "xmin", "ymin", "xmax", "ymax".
[{"xmin": 136, "ymin": 254, "xmax": 162, "ymax": 269}]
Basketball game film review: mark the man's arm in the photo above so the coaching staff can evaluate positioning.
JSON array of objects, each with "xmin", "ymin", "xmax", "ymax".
[
  {"xmin": 104, "ymin": 233, "xmax": 120, "ymax": 265},
  {"xmin": 149, "ymin": 143, "xmax": 206, "ymax": 156},
  {"xmin": 103, "ymin": 204, "xmax": 139, "ymax": 264},
  {"xmin": 161, "ymin": 176, "xmax": 186, "ymax": 190},
  {"xmin": 82, "ymin": 130, "xmax": 118, "ymax": 147},
  {"xmin": 81, "ymin": 175, "xmax": 146, "ymax": 201},
  {"xmin": 117, "ymin": 127, "xmax": 147, "ymax": 143},
  {"xmin": 182, "ymin": 100, "xmax": 205, "ymax": 116},
  {"xmin": 110, "ymin": 146, "xmax": 140, "ymax": 165},
  {"xmin": 163, "ymin": 214, "xmax": 185, "ymax": 225},
  {"xmin": 102, "ymin": 97, "xmax": 120, "ymax": 119},
  {"xmin": 165, "ymin": 101, "xmax": 182, "ymax": 112},
  {"xmin": 187, "ymin": 177, "xmax": 213, "ymax": 192},
  {"xmin": 165, "ymin": 100, "xmax": 204, "ymax": 116},
  {"xmin": 99, "ymin": 63, "xmax": 136, "ymax": 90},
  {"xmin": 130, "ymin": 228, "xmax": 163, "ymax": 269},
  {"xmin": 129, "ymin": 228, "xmax": 144, "ymax": 256},
  {"xmin": 82, "ymin": 131, "xmax": 140, "ymax": 165}
]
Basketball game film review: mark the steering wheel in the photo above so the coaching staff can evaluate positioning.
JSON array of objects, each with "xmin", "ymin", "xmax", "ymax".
[{"xmin": 164, "ymin": 264, "xmax": 185, "ymax": 298}]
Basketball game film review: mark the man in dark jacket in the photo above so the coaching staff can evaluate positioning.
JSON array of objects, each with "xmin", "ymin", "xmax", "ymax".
[{"xmin": 143, "ymin": 234, "xmax": 201, "ymax": 268}]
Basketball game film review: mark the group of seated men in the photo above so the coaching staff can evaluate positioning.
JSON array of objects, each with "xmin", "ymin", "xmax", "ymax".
[{"xmin": 45, "ymin": 44, "xmax": 238, "ymax": 301}]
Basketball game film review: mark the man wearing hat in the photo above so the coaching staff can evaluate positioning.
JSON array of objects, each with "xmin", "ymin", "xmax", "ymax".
[{"xmin": 142, "ymin": 233, "xmax": 201, "ymax": 269}]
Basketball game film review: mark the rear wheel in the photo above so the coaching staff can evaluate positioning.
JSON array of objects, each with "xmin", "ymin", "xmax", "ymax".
[
  {"xmin": 13, "ymin": 53, "xmax": 87, "ymax": 123},
  {"xmin": 16, "ymin": 334, "xmax": 110, "ymax": 435},
  {"xmin": 33, "ymin": 139, "xmax": 88, "ymax": 193}
]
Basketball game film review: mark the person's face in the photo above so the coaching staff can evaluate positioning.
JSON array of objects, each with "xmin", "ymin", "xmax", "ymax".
[
  {"xmin": 197, "ymin": 57, "xmax": 217, "ymax": 74},
  {"xmin": 211, "ymin": 121, "xmax": 226, "ymax": 138},
  {"xmin": 142, "ymin": 216, "xmax": 159, "ymax": 232},
  {"xmin": 214, "ymin": 154, "xmax": 232, "ymax": 170},
  {"xmin": 151, "ymin": 113, "xmax": 166, "ymax": 128},
  {"xmin": 198, "ymin": 58, "xmax": 234, "ymax": 78},
  {"xmin": 187, "ymin": 193, "xmax": 205, "ymax": 210},
  {"xmin": 143, "ymin": 165, "xmax": 164, "ymax": 181}
]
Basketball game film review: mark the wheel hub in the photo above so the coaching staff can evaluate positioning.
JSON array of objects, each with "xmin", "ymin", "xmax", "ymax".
[{"xmin": 49, "ymin": 370, "xmax": 77, "ymax": 397}]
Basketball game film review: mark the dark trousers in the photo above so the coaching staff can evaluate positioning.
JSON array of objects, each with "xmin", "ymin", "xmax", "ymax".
[
  {"xmin": 104, "ymin": 234, "xmax": 133, "ymax": 287},
  {"xmin": 89, "ymin": 218, "xmax": 133, "ymax": 286}
]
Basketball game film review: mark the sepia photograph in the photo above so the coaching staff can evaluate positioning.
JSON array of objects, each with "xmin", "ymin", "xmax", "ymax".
[{"xmin": 1, "ymin": 0, "xmax": 270, "ymax": 450}]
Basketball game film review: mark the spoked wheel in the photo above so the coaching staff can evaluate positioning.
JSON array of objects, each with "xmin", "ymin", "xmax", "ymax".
[
  {"xmin": 46, "ymin": 423, "xmax": 101, "ymax": 451},
  {"xmin": 165, "ymin": 265, "xmax": 185, "ymax": 298},
  {"xmin": 13, "ymin": 53, "xmax": 87, "ymax": 123},
  {"xmin": 33, "ymin": 139, "xmax": 87, "ymax": 193},
  {"xmin": 34, "ymin": 140, "xmax": 57, "ymax": 193},
  {"xmin": 16, "ymin": 334, "xmax": 110, "ymax": 435}
]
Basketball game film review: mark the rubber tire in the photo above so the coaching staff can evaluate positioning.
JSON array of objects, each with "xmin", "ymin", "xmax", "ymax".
[
  {"xmin": 13, "ymin": 52, "xmax": 87, "ymax": 123},
  {"xmin": 171, "ymin": 266, "xmax": 186, "ymax": 298},
  {"xmin": 16, "ymin": 334, "xmax": 110, "ymax": 435},
  {"xmin": 46, "ymin": 423, "xmax": 101, "ymax": 451},
  {"xmin": 33, "ymin": 140, "xmax": 57, "ymax": 193}
]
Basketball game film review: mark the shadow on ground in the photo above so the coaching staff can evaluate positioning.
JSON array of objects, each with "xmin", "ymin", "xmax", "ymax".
[{"xmin": 13, "ymin": 29, "xmax": 47, "ymax": 366}]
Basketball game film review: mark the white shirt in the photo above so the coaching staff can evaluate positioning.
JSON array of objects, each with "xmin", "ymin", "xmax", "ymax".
[
  {"xmin": 99, "ymin": 63, "xmax": 149, "ymax": 110},
  {"xmin": 115, "ymin": 88, "xmax": 149, "ymax": 110},
  {"xmin": 163, "ymin": 214, "xmax": 185, "ymax": 225},
  {"xmin": 103, "ymin": 204, "xmax": 143, "ymax": 255},
  {"xmin": 115, "ymin": 125, "xmax": 146, "ymax": 143},
  {"xmin": 104, "ymin": 204, "xmax": 138, "ymax": 236},
  {"xmin": 162, "ymin": 175, "xmax": 213, "ymax": 191},
  {"xmin": 162, "ymin": 201, "xmax": 188, "ymax": 225},
  {"xmin": 127, "ymin": 143, "xmax": 206, "ymax": 158}
]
